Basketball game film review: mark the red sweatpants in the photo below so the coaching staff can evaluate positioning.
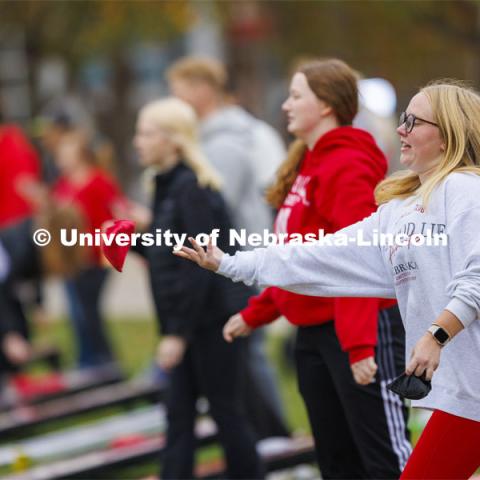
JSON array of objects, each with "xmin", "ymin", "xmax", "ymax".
[{"xmin": 401, "ymin": 410, "xmax": 480, "ymax": 479}]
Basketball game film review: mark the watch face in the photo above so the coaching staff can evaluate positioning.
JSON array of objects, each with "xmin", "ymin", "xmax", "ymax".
[{"xmin": 434, "ymin": 328, "xmax": 449, "ymax": 344}]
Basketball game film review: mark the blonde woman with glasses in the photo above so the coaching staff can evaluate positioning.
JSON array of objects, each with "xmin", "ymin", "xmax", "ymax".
[{"xmin": 176, "ymin": 81, "xmax": 480, "ymax": 478}]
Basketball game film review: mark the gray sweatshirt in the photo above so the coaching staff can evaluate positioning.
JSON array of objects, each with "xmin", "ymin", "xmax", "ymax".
[
  {"xmin": 218, "ymin": 172, "xmax": 480, "ymax": 421},
  {"xmin": 201, "ymin": 106, "xmax": 273, "ymax": 237}
]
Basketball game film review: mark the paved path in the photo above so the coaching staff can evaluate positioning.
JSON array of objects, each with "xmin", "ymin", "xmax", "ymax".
[{"xmin": 44, "ymin": 255, "xmax": 154, "ymax": 319}]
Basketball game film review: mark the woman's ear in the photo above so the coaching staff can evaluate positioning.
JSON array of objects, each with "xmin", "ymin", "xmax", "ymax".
[
  {"xmin": 320, "ymin": 103, "xmax": 333, "ymax": 118},
  {"xmin": 322, "ymin": 106, "xmax": 333, "ymax": 117},
  {"xmin": 440, "ymin": 143, "xmax": 446, "ymax": 152}
]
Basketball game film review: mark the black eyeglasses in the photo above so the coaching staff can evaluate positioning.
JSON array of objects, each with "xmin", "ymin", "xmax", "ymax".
[{"xmin": 399, "ymin": 112, "xmax": 438, "ymax": 134}]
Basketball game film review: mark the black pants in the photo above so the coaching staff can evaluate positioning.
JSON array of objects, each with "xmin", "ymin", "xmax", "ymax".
[
  {"xmin": 243, "ymin": 329, "xmax": 290, "ymax": 439},
  {"xmin": 161, "ymin": 325, "xmax": 265, "ymax": 479},
  {"xmin": 295, "ymin": 306, "xmax": 411, "ymax": 479},
  {"xmin": 0, "ymin": 284, "xmax": 29, "ymax": 374}
]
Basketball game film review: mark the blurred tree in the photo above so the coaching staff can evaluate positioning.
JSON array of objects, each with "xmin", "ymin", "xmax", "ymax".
[
  {"xmin": 269, "ymin": 1, "xmax": 478, "ymax": 98},
  {"xmin": 0, "ymin": 0, "xmax": 193, "ymax": 67},
  {"xmin": 415, "ymin": 0, "xmax": 480, "ymax": 82},
  {"xmin": 0, "ymin": 0, "xmax": 194, "ymax": 182},
  {"xmin": 2, "ymin": 0, "xmax": 479, "ymax": 179},
  {"xmin": 218, "ymin": 1, "xmax": 478, "ymax": 114}
]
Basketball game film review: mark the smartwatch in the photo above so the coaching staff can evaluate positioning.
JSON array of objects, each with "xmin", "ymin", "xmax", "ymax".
[{"xmin": 427, "ymin": 324, "xmax": 451, "ymax": 346}]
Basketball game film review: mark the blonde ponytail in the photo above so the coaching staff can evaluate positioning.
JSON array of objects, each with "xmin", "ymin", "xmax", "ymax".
[{"xmin": 176, "ymin": 134, "xmax": 222, "ymax": 190}]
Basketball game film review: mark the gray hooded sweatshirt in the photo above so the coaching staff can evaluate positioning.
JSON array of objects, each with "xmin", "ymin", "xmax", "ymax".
[
  {"xmin": 218, "ymin": 172, "xmax": 480, "ymax": 421},
  {"xmin": 201, "ymin": 105, "xmax": 273, "ymax": 237}
]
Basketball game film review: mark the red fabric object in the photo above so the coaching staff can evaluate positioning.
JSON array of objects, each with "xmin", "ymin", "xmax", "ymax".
[
  {"xmin": 401, "ymin": 410, "xmax": 480, "ymax": 479},
  {"xmin": 101, "ymin": 220, "xmax": 135, "ymax": 272},
  {"xmin": 11, "ymin": 373, "xmax": 65, "ymax": 399},
  {"xmin": 0, "ymin": 125, "xmax": 41, "ymax": 228},
  {"xmin": 53, "ymin": 169, "xmax": 127, "ymax": 264},
  {"xmin": 241, "ymin": 127, "xmax": 397, "ymax": 365},
  {"xmin": 109, "ymin": 434, "xmax": 147, "ymax": 449}
]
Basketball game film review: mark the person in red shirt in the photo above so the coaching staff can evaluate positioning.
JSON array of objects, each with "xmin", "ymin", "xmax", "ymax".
[
  {"xmin": 0, "ymin": 124, "xmax": 51, "ymax": 332},
  {"xmin": 0, "ymin": 124, "xmax": 41, "ymax": 228},
  {"xmin": 223, "ymin": 59, "xmax": 412, "ymax": 478},
  {"xmin": 52, "ymin": 131, "xmax": 125, "ymax": 369}
]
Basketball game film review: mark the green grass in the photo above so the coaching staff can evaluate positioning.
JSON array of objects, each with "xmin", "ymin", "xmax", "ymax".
[
  {"xmin": 4, "ymin": 318, "xmax": 425, "ymax": 478},
  {"xmin": 33, "ymin": 316, "xmax": 310, "ymax": 433},
  {"xmin": 33, "ymin": 315, "xmax": 159, "ymax": 375},
  {"xmin": 2, "ymin": 317, "xmax": 309, "ymax": 478}
]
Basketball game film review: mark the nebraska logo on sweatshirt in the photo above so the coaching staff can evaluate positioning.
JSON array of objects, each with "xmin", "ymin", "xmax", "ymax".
[{"xmin": 276, "ymin": 175, "xmax": 311, "ymax": 234}]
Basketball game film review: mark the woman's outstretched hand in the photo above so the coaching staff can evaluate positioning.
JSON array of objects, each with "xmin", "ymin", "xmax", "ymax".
[
  {"xmin": 173, "ymin": 236, "xmax": 224, "ymax": 271},
  {"xmin": 223, "ymin": 313, "xmax": 252, "ymax": 342}
]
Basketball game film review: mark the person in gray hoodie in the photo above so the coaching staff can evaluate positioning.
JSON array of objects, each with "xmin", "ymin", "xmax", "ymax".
[
  {"xmin": 175, "ymin": 81, "xmax": 480, "ymax": 479},
  {"xmin": 167, "ymin": 56, "xmax": 282, "ymax": 234},
  {"xmin": 167, "ymin": 56, "xmax": 289, "ymax": 439}
]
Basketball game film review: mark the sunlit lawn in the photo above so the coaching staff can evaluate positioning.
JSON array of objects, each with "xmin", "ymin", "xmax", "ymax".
[
  {"xmin": 1, "ymin": 317, "xmax": 309, "ymax": 478},
  {"xmin": 2, "ymin": 317, "xmax": 427, "ymax": 478}
]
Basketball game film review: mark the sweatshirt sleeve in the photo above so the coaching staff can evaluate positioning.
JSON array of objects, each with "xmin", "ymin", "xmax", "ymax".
[
  {"xmin": 218, "ymin": 208, "xmax": 396, "ymax": 299},
  {"xmin": 330, "ymin": 160, "xmax": 383, "ymax": 364},
  {"xmin": 334, "ymin": 297, "xmax": 379, "ymax": 364},
  {"xmin": 241, "ymin": 287, "xmax": 282, "ymax": 328},
  {"xmin": 445, "ymin": 206, "xmax": 480, "ymax": 328}
]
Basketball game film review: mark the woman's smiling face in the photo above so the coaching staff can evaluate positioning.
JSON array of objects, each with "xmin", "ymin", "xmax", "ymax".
[{"xmin": 397, "ymin": 92, "xmax": 445, "ymax": 180}]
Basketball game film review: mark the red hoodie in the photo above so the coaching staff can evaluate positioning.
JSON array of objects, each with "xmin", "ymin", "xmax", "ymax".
[{"xmin": 241, "ymin": 127, "xmax": 396, "ymax": 364}]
